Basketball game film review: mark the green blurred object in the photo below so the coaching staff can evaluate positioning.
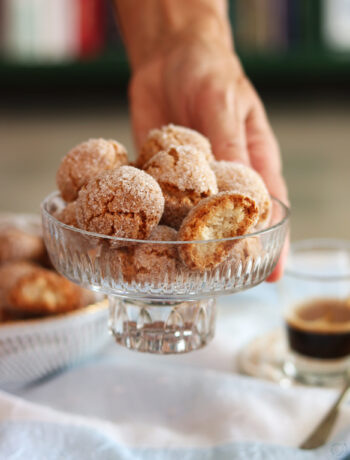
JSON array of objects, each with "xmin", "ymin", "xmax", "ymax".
[{"xmin": 1, "ymin": 0, "xmax": 350, "ymax": 89}]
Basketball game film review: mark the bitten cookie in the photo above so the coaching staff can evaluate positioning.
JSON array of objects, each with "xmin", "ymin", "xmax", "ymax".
[
  {"xmin": 54, "ymin": 201, "xmax": 78, "ymax": 227},
  {"xmin": 76, "ymin": 166, "xmax": 164, "ymax": 239},
  {"xmin": 137, "ymin": 124, "xmax": 214, "ymax": 167},
  {"xmin": 0, "ymin": 227, "xmax": 46, "ymax": 264},
  {"xmin": 210, "ymin": 161, "xmax": 272, "ymax": 229},
  {"xmin": 0, "ymin": 262, "xmax": 86, "ymax": 315},
  {"xmin": 110, "ymin": 225, "xmax": 178, "ymax": 284},
  {"xmin": 178, "ymin": 192, "xmax": 259, "ymax": 271},
  {"xmin": 56, "ymin": 138, "xmax": 128, "ymax": 202},
  {"xmin": 144, "ymin": 145, "xmax": 218, "ymax": 229}
]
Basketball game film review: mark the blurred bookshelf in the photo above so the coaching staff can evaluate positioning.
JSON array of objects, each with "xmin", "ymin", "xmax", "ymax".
[{"xmin": 1, "ymin": 0, "xmax": 350, "ymax": 91}]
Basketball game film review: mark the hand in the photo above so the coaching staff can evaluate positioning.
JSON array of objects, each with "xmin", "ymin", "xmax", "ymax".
[{"xmin": 129, "ymin": 37, "xmax": 289, "ymax": 281}]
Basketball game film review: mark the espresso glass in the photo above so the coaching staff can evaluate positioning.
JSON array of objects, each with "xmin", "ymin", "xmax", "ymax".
[{"xmin": 282, "ymin": 239, "xmax": 350, "ymax": 385}]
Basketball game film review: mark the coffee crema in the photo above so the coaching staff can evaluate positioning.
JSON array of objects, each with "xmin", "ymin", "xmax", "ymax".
[{"xmin": 286, "ymin": 298, "xmax": 350, "ymax": 359}]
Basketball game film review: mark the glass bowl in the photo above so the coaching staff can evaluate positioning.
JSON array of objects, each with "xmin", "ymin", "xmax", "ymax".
[{"xmin": 41, "ymin": 192, "xmax": 289, "ymax": 354}]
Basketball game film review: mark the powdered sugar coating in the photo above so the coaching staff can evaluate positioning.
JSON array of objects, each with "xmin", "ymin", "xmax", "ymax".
[
  {"xmin": 108, "ymin": 139, "xmax": 128, "ymax": 164},
  {"xmin": 224, "ymin": 237, "xmax": 263, "ymax": 270},
  {"xmin": 56, "ymin": 138, "xmax": 128, "ymax": 202},
  {"xmin": 0, "ymin": 262, "xmax": 35, "ymax": 307},
  {"xmin": 76, "ymin": 166, "xmax": 164, "ymax": 239},
  {"xmin": 110, "ymin": 225, "xmax": 179, "ymax": 284},
  {"xmin": 137, "ymin": 124, "xmax": 214, "ymax": 167},
  {"xmin": 144, "ymin": 145, "xmax": 218, "ymax": 228},
  {"xmin": 54, "ymin": 202, "xmax": 78, "ymax": 227},
  {"xmin": 0, "ymin": 228, "xmax": 45, "ymax": 264},
  {"xmin": 211, "ymin": 161, "xmax": 272, "ymax": 229},
  {"xmin": 148, "ymin": 225, "xmax": 178, "ymax": 242}
]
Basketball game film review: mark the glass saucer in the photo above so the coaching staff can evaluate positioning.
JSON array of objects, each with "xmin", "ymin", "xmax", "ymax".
[
  {"xmin": 238, "ymin": 329, "xmax": 350, "ymax": 387},
  {"xmin": 41, "ymin": 192, "xmax": 289, "ymax": 354},
  {"xmin": 238, "ymin": 329, "xmax": 294, "ymax": 387}
]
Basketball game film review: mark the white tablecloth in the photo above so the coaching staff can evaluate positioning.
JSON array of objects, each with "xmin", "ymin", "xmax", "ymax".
[{"xmin": 1, "ymin": 284, "xmax": 350, "ymax": 459}]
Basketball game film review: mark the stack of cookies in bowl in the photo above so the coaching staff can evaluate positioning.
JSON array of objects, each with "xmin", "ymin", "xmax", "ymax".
[{"xmin": 52, "ymin": 124, "xmax": 271, "ymax": 287}]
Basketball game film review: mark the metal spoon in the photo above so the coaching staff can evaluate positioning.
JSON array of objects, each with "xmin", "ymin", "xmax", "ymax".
[{"xmin": 300, "ymin": 374, "xmax": 350, "ymax": 450}]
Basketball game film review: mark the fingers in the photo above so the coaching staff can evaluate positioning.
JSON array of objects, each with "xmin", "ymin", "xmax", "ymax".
[
  {"xmin": 266, "ymin": 235, "xmax": 290, "ymax": 282},
  {"xmin": 129, "ymin": 70, "xmax": 166, "ymax": 151},
  {"xmin": 244, "ymin": 87, "xmax": 290, "ymax": 281},
  {"xmin": 245, "ymin": 89, "xmax": 288, "ymax": 205},
  {"xmin": 192, "ymin": 76, "xmax": 251, "ymax": 165}
]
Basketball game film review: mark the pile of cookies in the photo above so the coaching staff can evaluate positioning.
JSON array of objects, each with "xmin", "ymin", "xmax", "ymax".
[
  {"xmin": 0, "ymin": 223, "xmax": 94, "ymax": 322},
  {"xmin": 54, "ymin": 125, "xmax": 271, "ymax": 281}
]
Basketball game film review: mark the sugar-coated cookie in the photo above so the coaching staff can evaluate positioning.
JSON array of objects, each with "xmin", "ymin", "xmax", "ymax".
[
  {"xmin": 0, "ymin": 227, "xmax": 45, "ymax": 264},
  {"xmin": 110, "ymin": 225, "xmax": 178, "ymax": 284},
  {"xmin": 138, "ymin": 124, "xmax": 214, "ymax": 168},
  {"xmin": 223, "ymin": 237, "xmax": 263, "ymax": 271},
  {"xmin": 0, "ymin": 262, "xmax": 87, "ymax": 315},
  {"xmin": 76, "ymin": 166, "xmax": 164, "ymax": 239},
  {"xmin": 56, "ymin": 138, "xmax": 128, "ymax": 202},
  {"xmin": 54, "ymin": 201, "xmax": 78, "ymax": 227},
  {"xmin": 144, "ymin": 145, "xmax": 218, "ymax": 229}
]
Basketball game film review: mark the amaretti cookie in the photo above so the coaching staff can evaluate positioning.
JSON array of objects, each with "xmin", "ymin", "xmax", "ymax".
[
  {"xmin": 54, "ymin": 201, "xmax": 78, "ymax": 227},
  {"xmin": 178, "ymin": 192, "xmax": 259, "ymax": 270},
  {"xmin": 137, "ymin": 124, "xmax": 214, "ymax": 167},
  {"xmin": 0, "ymin": 227, "xmax": 45, "ymax": 264},
  {"xmin": 76, "ymin": 166, "xmax": 164, "ymax": 239},
  {"xmin": 144, "ymin": 145, "xmax": 218, "ymax": 229},
  {"xmin": 210, "ymin": 161, "xmax": 272, "ymax": 229},
  {"xmin": 223, "ymin": 237, "xmax": 263, "ymax": 271},
  {"xmin": 56, "ymin": 138, "xmax": 128, "ymax": 202},
  {"xmin": 110, "ymin": 225, "xmax": 178, "ymax": 284},
  {"xmin": 0, "ymin": 262, "xmax": 86, "ymax": 315}
]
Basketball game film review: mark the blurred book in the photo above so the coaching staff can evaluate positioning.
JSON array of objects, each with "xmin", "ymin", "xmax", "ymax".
[
  {"xmin": 323, "ymin": 0, "xmax": 350, "ymax": 50},
  {"xmin": 105, "ymin": 0, "xmax": 123, "ymax": 48},
  {"xmin": 79, "ymin": 0, "xmax": 105, "ymax": 57},
  {"xmin": 234, "ymin": 0, "xmax": 289, "ymax": 53},
  {"xmin": 1, "ymin": 0, "xmax": 350, "ymax": 68},
  {"xmin": 1, "ymin": 0, "xmax": 105, "ymax": 63}
]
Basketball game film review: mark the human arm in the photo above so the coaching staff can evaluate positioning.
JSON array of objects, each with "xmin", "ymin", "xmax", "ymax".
[{"xmin": 114, "ymin": 0, "xmax": 289, "ymax": 280}]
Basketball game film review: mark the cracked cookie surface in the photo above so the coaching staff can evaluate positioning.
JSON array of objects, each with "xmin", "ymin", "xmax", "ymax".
[
  {"xmin": 137, "ymin": 124, "xmax": 214, "ymax": 168},
  {"xmin": 0, "ymin": 227, "xmax": 45, "ymax": 264},
  {"xmin": 110, "ymin": 225, "xmax": 179, "ymax": 284},
  {"xmin": 54, "ymin": 201, "xmax": 78, "ymax": 227},
  {"xmin": 56, "ymin": 138, "xmax": 128, "ymax": 202},
  {"xmin": 144, "ymin": 145, "xmax": 218, "ymax": 229},
  {"xmin": 76, "ymin": 166, "xmax": 164, "ymax": 239}
]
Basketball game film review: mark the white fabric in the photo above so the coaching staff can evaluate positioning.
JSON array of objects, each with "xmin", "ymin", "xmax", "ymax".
[{"xmin": 1, "ymin": 284, "xmax": 350, "ymax": 457}]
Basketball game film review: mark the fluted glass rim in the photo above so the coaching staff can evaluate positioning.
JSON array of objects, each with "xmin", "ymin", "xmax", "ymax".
[{"xmin": 41, "ymin": 191, "xmax": 290, "ymax": 246}]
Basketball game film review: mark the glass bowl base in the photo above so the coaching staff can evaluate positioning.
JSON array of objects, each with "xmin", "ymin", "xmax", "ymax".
[{"xmin": 109, "ymin": 297, "xmax": 216, "ymax": 354}]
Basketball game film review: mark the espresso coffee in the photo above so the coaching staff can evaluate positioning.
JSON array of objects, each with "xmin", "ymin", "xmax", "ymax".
[{"xmin": 286, "ymin": 298, "xmax": 350, "ymax": 359}]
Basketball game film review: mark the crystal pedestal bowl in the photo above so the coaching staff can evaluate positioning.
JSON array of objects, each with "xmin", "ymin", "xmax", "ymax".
[{"xmin": 41, "ymin": 192, "xmax": 289, "ymax": 354}]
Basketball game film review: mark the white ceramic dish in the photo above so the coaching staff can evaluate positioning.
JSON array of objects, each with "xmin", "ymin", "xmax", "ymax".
[
  {"xmin": 0, "ymin": 213, "xmax": 110, "ymax": 389},
  {"xmin": 0, "ymin": 300, "xmax": 109, "ymax": 389}
]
